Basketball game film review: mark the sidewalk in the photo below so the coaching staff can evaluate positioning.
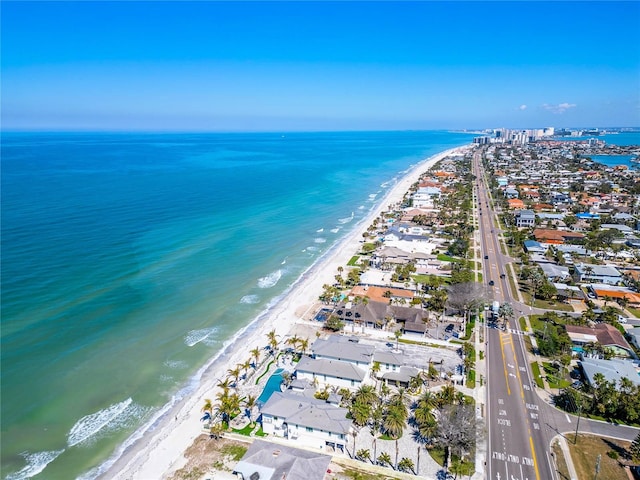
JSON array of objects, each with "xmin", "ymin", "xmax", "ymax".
[{"xmin": 553, "ymin": 434, "xmax": 579, "ymax": 480}]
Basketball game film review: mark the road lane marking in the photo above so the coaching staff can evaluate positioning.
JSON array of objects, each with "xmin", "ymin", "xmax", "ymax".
[
  {"xmin": 529, "ymin": 436, "xmax": 541, "ymax": 480},
  {"xmin": 499, "ymin": 332, "xmax": 511, "ymax": 396},
  {"xmin": 565, "ymin": 414, "xmax": 571, "ymax": 423}
]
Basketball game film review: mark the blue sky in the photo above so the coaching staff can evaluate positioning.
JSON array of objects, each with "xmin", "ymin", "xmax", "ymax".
[{"xmin": 2, "ymin": 1, "xmax": 639, "ymax": 131}]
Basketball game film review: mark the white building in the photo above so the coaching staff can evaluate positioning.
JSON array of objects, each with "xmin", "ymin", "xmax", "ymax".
[{"xmin": 260, "ymin": 392, "xmax": 352, "ymax": 452}]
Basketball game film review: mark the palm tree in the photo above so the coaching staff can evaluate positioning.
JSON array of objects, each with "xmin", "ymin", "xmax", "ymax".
[
  {"xmin": 201, "ymin": 398, "xmax": 213, "ymax": 414},
  {"xmin": 250, "ymin": 347, "xmax": 261, "ymax": 368},
  {"xmin": 241, "ymin": 359, "xmax": 252, "ymax": 378},
  {"xmin": 227, "ymin": 366, "xmax": 241, "ymax": 387},
  {"xmin": 216, "ymin": 377, "xmax": 232, "ymax": 393},
  {"xmin": 398, "ymin": 457, "xmax": 415, "ymax": 474},
  {"xmin": 356, "ymin": 449, "xmax": 371, "ymax": 463},
  {"xmin": 377, "ymin": 452, "xmax": 392, "ymax": 468},
  {"xmin": 394, "ymin": 328, "xmax": 402, "ymax": 350},
  {"xmin": 285, "ymin": 334, "xmax": 300, "ymax": 354},
  {"xmin": 353, "ymin": 385, "xmax": 378, "ymax": 406},
  {"xmin": 266, "ymin": 329, "xmax": 279, "ymax": 355},
  {"xmin": 383, "ymin": 403, "xmax": 408, "ymax": 469},
  {"xmin": 297, "ymin": 337, "xmax": 309, "ymax": 357},
  {"xmin": 371, "ymin": 361, "xmax": 381, "ymax": 388},
  {"xmin": 244, "ymin": 394, "xmax": 257, "ymax": 426},
  {"xmin": 370, "ymin": 405, "xmax": 383, "ymax": 461},
  {"xmin": 414, "ymin": 391, "xmax": 437, "ymax": 425}
]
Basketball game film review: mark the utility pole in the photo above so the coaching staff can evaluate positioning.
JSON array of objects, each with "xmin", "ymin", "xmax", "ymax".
[
  {"xmin": 594, "ymin": 454, "xmax": 601, "ymax": 480},
  {"xmin": 574, "ymin": 390, "xmax": 582, "ymax": 445}
]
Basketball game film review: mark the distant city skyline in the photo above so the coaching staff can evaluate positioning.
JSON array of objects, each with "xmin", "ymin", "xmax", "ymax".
[{"xmin": 2, "ymin": 1, "xmax": 639, "ymax": 132}]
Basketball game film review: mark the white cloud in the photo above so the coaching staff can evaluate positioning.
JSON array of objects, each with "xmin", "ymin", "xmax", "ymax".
[
  {"xmin": 519, "ymin": 104, "xmax": 527, "ymax": 110},
  {"xmin": 542, "ymin": 102, "xmax": 577, "ymax": 114}
]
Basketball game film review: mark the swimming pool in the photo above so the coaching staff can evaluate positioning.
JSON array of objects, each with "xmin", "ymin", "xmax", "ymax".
[{"xmin": 258, "ymin": 368, "xmax": 284, "ymax": 404}]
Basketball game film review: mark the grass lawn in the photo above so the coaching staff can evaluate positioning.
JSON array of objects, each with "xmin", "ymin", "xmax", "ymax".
[
  {"xmin": 542, "ymin": 362, "xmax": 571, "ymax": 389},
  {"xmin": 437, "ymin": 253, "xmax": 462, "ymax": 263},
  {"xmin": 428, "ymin": 447, "xmax": 474, "ymax": 475},
  {"xmin": 332, "ymin": 461, "xmax": 402, "ymax": 480},
  {"xmin": 567, "ymin": 435, "xmax": 631, "ymax": 480},
  {"xmin": 466, "ymin": 369, "xmax": 476, "ymax": 388},
  {"xmin": 530, "ymin": 362, "xmax": 544, "ymax": 388},
  {"xmin": 533, "ymin": 299, "xmax": 573, "ymax": 311},
  {"xmin": 627, "ymin": 306, "xmax": 640, "ymax": 318},
  {"xmin": 519, "ymin": 317, "xmax": 528, "ymax": 331},
  {"xmin": 551, "ymin": 440, "xmax": 571, "ymax": 480},
  {"xmin": 232, "ymin": 423, "xmax": 255, "ymax": 436},
  {"xmin": 255, "ymin": 360, "xmax": 275, "ymax": 384},
  {"xmin": 347, "ymin": 255, "xmax": 360, "ymax": 266}
]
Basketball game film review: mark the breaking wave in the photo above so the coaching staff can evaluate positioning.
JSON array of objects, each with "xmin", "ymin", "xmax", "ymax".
[
  {"xmin": 67, "ymin": 398, "xmax": 133, "ymax": 447},
  {"xmin": 257, "ymin": 269, "xmax": 282, "ymax": 288},
  {"xmin": 338, "ymin": 212, "xmax": 354, "ymax": 224},
  {"xmin": 5, "ymin": 450, "xmax": 65, "ymax": 480},
  {"xmin": 184, "ymin": 327, "xmax": 218, "ymax": 347},
  {"xmin": 240, "ymin": 295, "xmax": 260, "ymax": 304}
]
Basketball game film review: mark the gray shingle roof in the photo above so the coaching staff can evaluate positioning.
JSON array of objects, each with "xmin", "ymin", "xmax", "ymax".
[
  {"xmin": 234, "ymin": 438, "xmax": 332, "ymax": 480},
  {"xmin": 261, "ymin": 392, "xmax": 352, "ymax": 434},
  {"xmin": 296, "ymin": 356, "xmax": 366, "ymax": 381},
  {"xmin": 311, "ymin": 336, "xmax": 374, "ymax": 364},
  {"xmin": 580, "ymin": 358, "xmax": 640, "ymax": 388}
]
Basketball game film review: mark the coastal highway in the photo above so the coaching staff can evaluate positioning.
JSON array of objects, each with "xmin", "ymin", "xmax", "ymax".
[
  {"xmin": 473, "ymin": 149, "xmax": 639, "ymax": 480},
  {"xmin": 474, "ymin": 149, "xmax": 553, "ymax": 480}
]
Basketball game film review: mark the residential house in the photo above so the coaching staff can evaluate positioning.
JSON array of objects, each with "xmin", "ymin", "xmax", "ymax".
[
  {"xmin": 565, "ymin": 323, "xmax": 635, "ymax": 358},
  {"xmin": 233, "ymin": 439, "xmax": 332, "ymax": 480},
  {"xmin": 539, "ymin": 263, "xmax": 570, "ymax": 282},
  {"xmin": 311, "ymin": 335, "xmax": 374, "ymax": 369},
  {"xmin": 523, "ymin": 240, "xmax": 547, "ymax": 254},
  {"xmin": 627, "ymin": 329, "xmax": 640, "ymax": 350},
  {"xmin": 515, "ymin": 209, "xmax": 536, "ymax": 228},
  {"xmin": 260, "ymin": 392, "xmax": 352, "ymax": 452},
  {"xmin": 579, "ymin": 358, "xmax": 640, "ymax": 389},
  {"xmin": 295, "ymin": 356, "xmax": 367, "ymax": 390},
  {"xmin": 573, "ymin": 263, "xmax": 622, "ymax": 285}
]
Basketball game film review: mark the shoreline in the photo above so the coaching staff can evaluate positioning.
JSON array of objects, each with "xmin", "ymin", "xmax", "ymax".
[{"xmin": 98, "ymin": 144, "xmax": 471, "ymax": 480}]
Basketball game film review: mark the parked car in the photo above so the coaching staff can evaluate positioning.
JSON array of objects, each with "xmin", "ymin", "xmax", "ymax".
[
  {"xmin": 484, "ymin": 255, "xmax": 489, "ymax": 259},
  {"xmin": 489, "ymin": 280, "xmax": 495, "ymax": 286}
]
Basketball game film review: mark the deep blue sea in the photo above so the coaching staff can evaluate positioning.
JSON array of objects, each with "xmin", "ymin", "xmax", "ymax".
[{"xmin": 1, "ymin": 130, "xmax": 474, "ymax": 479}]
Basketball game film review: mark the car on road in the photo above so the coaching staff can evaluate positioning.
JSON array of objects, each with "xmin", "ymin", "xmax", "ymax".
[
  {"xmin": 445, "ymin": 323, "xmax": 455, "ymax": 332},
  {"xmin": 500, "ymin": 273, "xmax": 506, "ymax": 279},
  {"xmin": 484, "ymin": 255, "xmax": 489, "ymax": 259},
  {"xmin": 488, "ymin": 280, "xmax": 495, "ymax": 286}
]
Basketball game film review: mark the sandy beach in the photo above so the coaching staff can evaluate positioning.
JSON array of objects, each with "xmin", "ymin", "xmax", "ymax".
[{"xmin": 100, "ymin": 145, "xmax": 469, "ymax": 480}]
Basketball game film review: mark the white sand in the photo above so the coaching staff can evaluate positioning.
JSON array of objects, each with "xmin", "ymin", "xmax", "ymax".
[{"xmin": 99, "ymin": 145, "xmax": 469, "ymax": 480}]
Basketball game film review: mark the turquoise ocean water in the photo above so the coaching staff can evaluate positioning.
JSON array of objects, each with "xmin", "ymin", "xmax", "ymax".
[{"xmin": 1, "ymin": 131, "xmax": 475, "ymax": 479}]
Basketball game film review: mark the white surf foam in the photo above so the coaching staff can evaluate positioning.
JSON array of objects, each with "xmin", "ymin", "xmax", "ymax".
[
  {"xmin": 163, "ymin": 360, "xmax": 187, "ymax": 369},
  {"xmin": 314, "ymin": 237, "xmax": 326, "ymax": 244},
  {"xmin": 316, "ymin": 228, "xmax": 324, "ymax": 233},
  {"xmin": 257, "ymin": 269, "xmax": 282, "ymax": 288},
  {"xmin": 67, "ymin": 398, "xmax": 133, "ymax": 447},
  {"xmin": 337, "ymin": 212, "xmax": 354, "ymax": 224},
  {"xmin": 306, "ymin": 246, "xmax": 318, "ymax": 252},
  {"xmin": 184, "ymin": 327, "xmax": 218, "ymax": 347},
  {"xmin": 240, "ymin": 295, "xmax": 260, "ymax": 304},
  {"xmin": 358, "ymin": 205, "xmax": 365, "ymax": 210},
  {"xmin": 5, "ymin": 450, "xmax": 65, "ymax": 480},
  {"xmin": 330, "ymin": 227, "xmax": 340, "ymax": 233},
  {"xmin": 368, "ymin": 193, "xmax": 378, "ymax": 200}
]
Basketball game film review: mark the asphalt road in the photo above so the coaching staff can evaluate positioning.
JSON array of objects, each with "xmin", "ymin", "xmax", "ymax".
[
  {"xmin": 473, "ymin": 150, "xmax": 552, "ymax": 480},
  {"xmin": 473, "ymin": 149, "xmax": 639, "ymax": 480}
]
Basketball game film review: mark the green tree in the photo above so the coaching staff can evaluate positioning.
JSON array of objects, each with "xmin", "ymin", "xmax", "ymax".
[
  {"xmin": 394, "ymin": 328, "xmax": 403, "ymax": 350},
  {"xmin": 398, "ymin": 457, "xmax": 415, "ymax": 474},
  {"xmin": 324, "ymin": 314, "xmax": 344, "ymax": 332},
  {"xmin": 377, "ymin": 452, "xmax": 392, "ymax": 468},
  {"xmin": 356, "ymin": 449, "xmax": 371, "ymax": 463}
]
